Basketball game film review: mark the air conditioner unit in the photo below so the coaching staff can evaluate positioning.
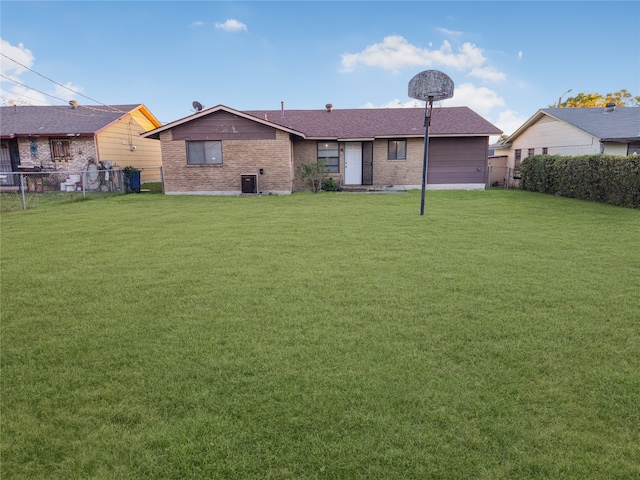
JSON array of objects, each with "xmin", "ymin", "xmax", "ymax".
[{"xmin": 241, "ymin": 175, "xmax": 258, "ymax": 194}]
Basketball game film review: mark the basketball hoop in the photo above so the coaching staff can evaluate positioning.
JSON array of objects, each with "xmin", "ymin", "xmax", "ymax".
[{"xmin": 408, "ymin": 70, "xmax": 454, "ymax": 215}]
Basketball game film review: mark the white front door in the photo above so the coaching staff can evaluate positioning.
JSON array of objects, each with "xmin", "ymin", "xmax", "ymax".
[{"xmin": 344, "ymin": 142, "xmax": 362, "ymax": 185}]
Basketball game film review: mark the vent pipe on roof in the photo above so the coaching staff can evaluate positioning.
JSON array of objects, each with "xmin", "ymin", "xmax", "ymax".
[
  {"xmin": 326, "ymin": 103, "xmax": 333, "ymax": 112},
  {"xmin": 603, "ymin": 102, "xmax": 616, "ymax": 114},
  {"xmin": 69, "ymin": 100, "xmax": 78, "ymax": 109},
  {"xmin": 281, "ymin": 101, "xmax": 284, "ymax": 118}
]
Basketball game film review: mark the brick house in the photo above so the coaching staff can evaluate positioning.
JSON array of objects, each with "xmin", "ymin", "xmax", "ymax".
[
  {"xmin": 142, "ymin": 104, "xmax": 502, "ymax": 195},
  {"xmin": 0, "ymin": 103, "xmax": 163, "ymax": 185}
]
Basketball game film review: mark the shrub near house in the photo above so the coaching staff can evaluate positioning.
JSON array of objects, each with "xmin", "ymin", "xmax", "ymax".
[{"xmin": 519, "ymin": 154, "xmax": 640, "ymax": 208}]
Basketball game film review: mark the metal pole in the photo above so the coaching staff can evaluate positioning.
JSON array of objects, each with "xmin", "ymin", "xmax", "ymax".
[
  {"xmin": 20, "ymin": 173, "xmax": 26, "ymax": 210},
  {"xmin": 420, "ymin": 99, "xmax": 432, "ymax": 215}
]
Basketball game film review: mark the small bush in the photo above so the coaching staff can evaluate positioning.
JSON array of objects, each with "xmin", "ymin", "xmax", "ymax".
[
  {"xmin": 297, "ymin": 161, "xmax": 329, "ymax": 193},
  {"xmin": 519, "ymin": 154, "xmax": 640, "ymax": 208},
  {"xmin": 321, "ymin": 177, "xmax": 339, "ymax": 191}
]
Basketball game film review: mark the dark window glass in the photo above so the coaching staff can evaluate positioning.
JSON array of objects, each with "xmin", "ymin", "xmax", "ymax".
[
  {"xmin": 388, "ymin": 140, "xmax": 407, "ymax": 160},
  {"xmin": 317, "ymin": 141, "xmax": 339, "ymax": 173},
  {"xmin": 187, "ymin": 141, "xmax": 222, "ymax": 165}
]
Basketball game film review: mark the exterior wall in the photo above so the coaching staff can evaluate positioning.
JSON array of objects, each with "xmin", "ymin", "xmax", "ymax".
[
  {"xmin": 292, "ymin": 136, "xmax": 488, "ymax": 190},
  {"xmin": 161, "ymin": 129, "xmax": 294, "ymax": 195},
  {"xmin": 428, "ymin": 137, "xmax": 488, "ymax": 184},
  {"xmin": 16, "ymin": 136, "xmax": 97, "ymax": 172},
  {"xmin": 96, "ymin": 112, "xmax": 163, "ymax": 182},
  {"xmin": 373, "ymin": 137, "xmax": 423, "ymax": 188},
  {"xmin": 602, "ymin": 142, "xmax": 628, "ymax": 156},
  {"xmin": 291, "ymin": 138, "xmax": 322, "ymax": 190},
  {"xmin": 499, "ymin": 116, "xmax": 600, "ymax": 170},
  {"xmin": 375, "ymin": 137, "xmax": 487, "ymax": 188}
]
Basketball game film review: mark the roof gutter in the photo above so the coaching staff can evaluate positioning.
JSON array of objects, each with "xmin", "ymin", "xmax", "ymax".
[{"xmin": 2, "ymin": 132, "xmax": 94, "ymax": 138}]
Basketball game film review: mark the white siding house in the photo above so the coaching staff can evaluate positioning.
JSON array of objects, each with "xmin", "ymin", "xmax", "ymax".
[{"xmin": 494, "ymin": 106, "xmax": 640, "ymax": 184}]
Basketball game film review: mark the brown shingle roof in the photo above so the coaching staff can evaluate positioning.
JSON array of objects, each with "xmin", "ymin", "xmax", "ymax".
[
  {"xmin": 1, "ymin": 104, "xmax": 146, "ymax": 138},
  {"xmin": 244, "ymin": 106, "xmax": 502, "ymax": 139}
]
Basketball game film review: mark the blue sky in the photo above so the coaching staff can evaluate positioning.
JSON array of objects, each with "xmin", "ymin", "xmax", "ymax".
[{"xmin": 1, "ymin": 1, "xmax": 638, "ymax": 136}]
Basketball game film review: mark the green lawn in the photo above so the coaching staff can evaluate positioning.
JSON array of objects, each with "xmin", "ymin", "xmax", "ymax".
[{"xmin": 1, "ymin": 190, "xmax": 639, "ymax": 479}]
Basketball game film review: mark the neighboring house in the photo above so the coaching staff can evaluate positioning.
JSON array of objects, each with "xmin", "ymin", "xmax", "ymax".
[
  {"xmin": 142, "ymin": 103, "xmax": 502, "ymax": 195},
  {"xmin": 494, "ymin": 105, "xmax": 640, "ymax": 184},
  {"xmin": 0, "ymin": 103, "xmax": 163, "ymax": 185}
]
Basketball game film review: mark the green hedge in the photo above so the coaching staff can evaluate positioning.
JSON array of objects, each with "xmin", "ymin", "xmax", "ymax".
[{"xmin": 519, "ymin": 154, "xmax": 640, "ymax": 208}]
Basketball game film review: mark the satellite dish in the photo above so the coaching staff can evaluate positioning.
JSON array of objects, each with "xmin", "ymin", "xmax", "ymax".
[
  {"xmin": 192, "ymin": 101, "xmax": 203, "ymax": 112},
  {"xmin": 408, "ymin": 70, "xmax": 454, "ymax": 102}
]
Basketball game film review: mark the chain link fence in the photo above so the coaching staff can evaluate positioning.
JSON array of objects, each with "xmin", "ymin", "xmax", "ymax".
[
  {"xmin": 0, "ymin": 166, "xmax": 163, "ymax": 212},
  {"xmin": 486, "ymin": 165, "xmax": 520, "ymax": 190}
]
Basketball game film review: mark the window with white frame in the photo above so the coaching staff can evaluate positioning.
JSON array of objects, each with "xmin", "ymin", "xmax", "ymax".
[
  {"xmin": 388, "ymin": 139, "xmax": 407, "ymax": 160},
  {"xmin": 317, "ymin": 142, "xmax": 339, "ymax": 173},
  {"xmin": 186, "ymin": 141, "xmax": 223, "ymax": 165}
]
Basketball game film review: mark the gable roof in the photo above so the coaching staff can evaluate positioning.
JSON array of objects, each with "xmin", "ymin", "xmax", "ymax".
[
  {"xmin": 142, "ymin": 105, "xmax": 307, "ymax": 140},
  {"xmin": 244, "ymin": 106, "xmax": 502, "ymax": 139},
  {"xmin": 0, "ymin": 104, "xmax": 161, "ymax": 139},
  {"xmin": 505, "ymin": 107, "xmax": 640, "ymax": 144},
  {"xmin": 142, "ymin": 104, "xmax": 502, "ymax": 140}
]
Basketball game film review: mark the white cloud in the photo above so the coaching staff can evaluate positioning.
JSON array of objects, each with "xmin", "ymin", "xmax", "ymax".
[
  {"xmin": 361, "ymin": 98, "xmax": 423, "ymax": 109},
  {"xmin": 54, "ymin": 82, "xmax": 83, "ymax": 102},
  {"xmin": 469, "ymin": 66, "xmax": 506, "ymax": 82},
  {"xmin": 0, "ymin": 38, "xmax": 35, "ymax": 75},
  {"xmin": 0, "ymin": 39, "xmax": 84, "ymax": 107},
  {"xmin": 441, "ymin": 82, "xmax": 505, "ymax": 116},
  {"xmin": 494, "ymin": 109, "xmax": 528, "ymax": 137},
  {"xmin": 189, "ymin": 21, "xmax": 204, "ymax": 28},
  {"xmin": 518, "ymin": 51, "xmax": 523, "ymax": 60},
  {"xmin": 2, "ymin": 84, "xmax": 48, "ymax": 106},
  {"xmin": 436, "ymin": 27, "xmax": 463, "ymax": 36},
  {"xmin": 340, "ymin": 35, "xmax": 501, "ymax": 80},
  {"xmin": 215, "ymin": 19, "xmax": 247, "ymax": 32}
]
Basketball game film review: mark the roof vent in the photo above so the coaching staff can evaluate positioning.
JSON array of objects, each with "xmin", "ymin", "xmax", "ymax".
[
  {"xmin": 326, "ymin": 103, "xmax": 333, "ymax": 112},
  {"xmin": 603, "ymin": 102, "xmax": 616, "ymax": 113},
  {"xmin": 69, "ymin": 100, "xmax": 78, "ymax": 109}
]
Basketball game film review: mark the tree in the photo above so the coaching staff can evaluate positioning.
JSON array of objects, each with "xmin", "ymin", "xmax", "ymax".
[{"xmin": 553, "ymin": 89, "xmax": 640, "ymax": 108}]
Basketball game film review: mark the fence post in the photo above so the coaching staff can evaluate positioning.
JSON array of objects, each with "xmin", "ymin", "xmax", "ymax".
[
  {"xmin": 160, "ymin": 166, "xmax": 164, "ymax": 194},
  {"xmin": 20, "ymin": 173, "xmax": 26, "ymax": 210}
]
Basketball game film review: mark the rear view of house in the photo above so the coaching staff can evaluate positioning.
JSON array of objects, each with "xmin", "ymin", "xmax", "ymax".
[{"xmin": 142, "ymin": 104, "xmax": 502, "ymax": 195}]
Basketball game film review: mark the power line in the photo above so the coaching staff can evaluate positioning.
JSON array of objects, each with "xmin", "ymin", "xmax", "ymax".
[
  {"xmin": 0, "ymin": 79, "xmax": 129, "ymax": 116},
  {"xmin": 0, "ymin": 74, "xmax": 71, "ymax": 104},
  {"xmin": 0, "ymin": 52, "xmax": 125, "ymax": 113}
]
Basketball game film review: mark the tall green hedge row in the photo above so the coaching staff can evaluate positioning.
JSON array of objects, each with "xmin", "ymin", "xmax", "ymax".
[{"xmin": 519, "ymin": 154, "xmax": 640, "ymax": 208}]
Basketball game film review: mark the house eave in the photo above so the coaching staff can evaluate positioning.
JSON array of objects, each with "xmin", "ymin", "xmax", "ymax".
[
  {"xmin": 1, "ymin": 132, "xmax": 95, "ymax": 138},
  {"xmin": 600, "ymin": 137, "xmax": 640, "ymax": 143}
]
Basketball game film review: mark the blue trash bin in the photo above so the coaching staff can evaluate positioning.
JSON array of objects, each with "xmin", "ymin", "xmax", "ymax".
[{"xmin": 128, "ymin": 170, "xmax": 141, "ymax": 193}]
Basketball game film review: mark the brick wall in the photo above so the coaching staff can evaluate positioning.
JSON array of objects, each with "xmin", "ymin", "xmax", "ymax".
[
  {"xmin": 161, "ymin": 129, "xmax": 294, "ymax": 194},
  {"xmin": 17, "ymin": 137, "xmax": 97, "ymax": 172},
  {"xmin": 372, "ymin": 138, "xmax": 424, "ymax": 188}
]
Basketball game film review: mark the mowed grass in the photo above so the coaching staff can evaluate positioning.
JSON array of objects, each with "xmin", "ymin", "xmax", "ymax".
[{"xmin": 1, "ymin": 190, "xmax": 639, "ymax": 479}]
